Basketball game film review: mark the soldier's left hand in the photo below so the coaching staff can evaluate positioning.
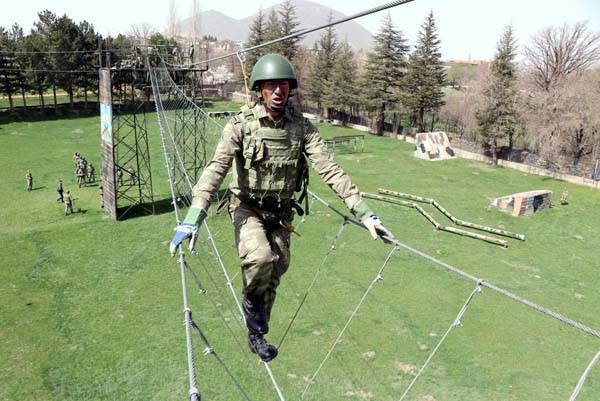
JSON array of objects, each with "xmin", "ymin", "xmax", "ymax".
[{"xmin": 362, "ymin": 214, "xmax": 395, "ymax": 244}]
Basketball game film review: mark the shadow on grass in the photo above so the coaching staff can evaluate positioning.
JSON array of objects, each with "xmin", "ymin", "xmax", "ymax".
[{"xmin": 117, "ymin": 189, "xmax": 230, "ymax": 221}]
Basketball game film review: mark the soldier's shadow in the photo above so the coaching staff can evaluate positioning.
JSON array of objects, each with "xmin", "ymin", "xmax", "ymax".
[{"xmin": 31, "ymin": 186, "xmax": 46, "ymax": 191}]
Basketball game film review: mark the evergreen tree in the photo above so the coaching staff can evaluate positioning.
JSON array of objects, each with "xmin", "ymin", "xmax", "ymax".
[
  {"xmin": 263, "ymin": 9, "xmax": 282, "ymax": 54},
  {"xmin": 243, "ymin": 7, "xmax": 266, "ymax": 84},
  {"xmin": 304, "ymin": 14, "xmax": 338, "ymax": 115},
  {"xmin": 22, "ymin": 31, "xmax": 50, "ymax": 107},
  {"xmin": 360, "ymin": 12, "xmax": 409, "ymax": 135},
  {"xmin": 322, "ymin": 40, "xmax": 358, "ymax": 124},
  {"xmin": 0, "ymin": 24, "xmax": 26, "ymax": 112},
  {"xmin": 278, "ymin": 0, "xmax": 300, "ymax": 61},
  {"xmin": 476, "ymin": 24, "xmax": 519, "ymax": 164},
  {"xmin": 404, "ymin": 11, "xmax": 446, "ymax": 132}
]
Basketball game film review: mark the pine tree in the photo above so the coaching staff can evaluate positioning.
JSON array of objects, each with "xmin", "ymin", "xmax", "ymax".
[
  {"xmin": 263, "ymin": 9, "xmax": 282, "ymax": 54},
  {"xmin": 243, "ymin": 7, "xmax": 266, "ymax": 84},
  {"xmin": 476, "ymin": 24, "xmax": 519, "ymax": 164},
  {"xmin": 278, "ymin": 0, "xmax": 300, "ymax": 61},
  {"xmin": 322, "ymin": 40, "xmax": 358, "ymax": 124},
  {"xmin": 360, "ymin": 12, "xmax": 409, "ymax": 135},
  {"xmin": 404, "ymin": 11, "xmax": 446, "ymax": 132},
  {"xmin": 304, "ymin": 15, "xmax": 338, "ymax": 115}
]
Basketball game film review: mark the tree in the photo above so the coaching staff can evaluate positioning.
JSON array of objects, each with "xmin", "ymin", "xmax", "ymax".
[
  {"xmin": 360, "ymin": 12, "xmax": 409, "ymax": 134},
  {"xmin": 21, "ymin": 30, "xmax": 50, "ymax": 107},
  {"xmin": 476, "ymin": 24, "xmax": 520, "ymax": 164},
  {"xmin": 304, "ymin": 14, "xmax": 338, "ymax": 116},
  {"xmin": 166, "ymin": 0, "xmax": 179, "ymax": 39},
  {"xmin": 524, "ymin": 21, "xmax": 600, "ymax": 91},
  {"xmin": 263, "ymin": 9, "xmax": 282, "ymax": 54},
  {"xmin": 242, "ymin": 7, "xmax": 266, "ymax": 87},
  {"xmin": 0, "ymin": 24, "xmax": 25, "ymax": 112},
  {"xmin": 524, "ymin": 67, "xmax": 600, "ymax": 170},
  {"xmin": 404, "ymin": 11, "xmax": 445, "ymax": 132},
  {"xmin": 278, "ymin": 0, "xmax": 300, "ymax": 61},
  {"xmin": 322, "ymin": 40, "xmax": 358, "ymax": 124}
]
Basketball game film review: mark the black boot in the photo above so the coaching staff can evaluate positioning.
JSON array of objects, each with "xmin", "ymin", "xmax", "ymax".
[
  {"xmin": 248, "ymin": 333, "xmax": 278, "ymax": 362},
  {"xmin": 243, "ymin": 295, "xmax": 268, "ymax": 334}
]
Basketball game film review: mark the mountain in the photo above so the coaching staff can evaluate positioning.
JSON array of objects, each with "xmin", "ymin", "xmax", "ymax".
[{"xmin": 180, "ymin": 0, "xmax": 374, "ymax": 50}]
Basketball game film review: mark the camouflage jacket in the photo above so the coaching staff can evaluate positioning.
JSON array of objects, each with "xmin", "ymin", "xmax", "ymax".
[{"xmin": 191, "ymin": 103, "xmax": 361, "ymax": 212}]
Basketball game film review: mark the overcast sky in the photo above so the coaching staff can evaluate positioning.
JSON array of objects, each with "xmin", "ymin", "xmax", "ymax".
[{"xmin": 2, "ymin": 0, "xmax": 599, "ymax": 60}]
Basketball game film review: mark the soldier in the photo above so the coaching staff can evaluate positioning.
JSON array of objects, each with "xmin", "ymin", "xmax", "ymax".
[
  {"xmin": 128, "ymin": 166, "xmax": 137, "ymax": 185},
  {"xmin": 88, "ymin": 163, "xmax": 96, "ymax": 184},
  {"xmin": 76, "ymin": 166, "xmax": 86, "ymax": 188},
  {"xmin": 170, "ymin": 54, "xmax": 394, "ymax": 362},
  {"xmin": 26, "ymin": 170, "xmax": 33, "ymax": 191},
  {"xmin": 117, "ymin": 168, "xmax": 123, "ymax": 185},
  {"xmin": 64, "ymin": 191, "xmax": 73, "ymax": 215},
  {"xmin": 99, "ymin": 185, "xmax": 104, "ymax": 208},
  {"xmin": 56, "ymin": 179, "xmax": 64, "ymax": 202}
]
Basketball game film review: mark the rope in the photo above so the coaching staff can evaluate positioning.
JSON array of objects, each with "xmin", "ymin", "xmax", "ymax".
[
  {"xmin": 308, "ymin": 191, "xmax": 600, "ymax": 340},
  {"xmin": 398, "ymin": 284, "xmax": 482, "ymax": 401},
  {"xmin": 203, "ymin": 222, "xmax": 245, "ymax": 321},
  {"xmin": 301, "ymin": 246, "xmax": 398, "ymax": 399},
  {"xmin": 150, "ymin": 63, "xmax": 200, "ymax": 399},
  {"xmin": 190, "ymin": 320, "xmax": 255, "ymax": 401},
  {"xmin": 151, "ymin": 61, "xmax": 285, "ymax": 401},
  {"xmin": 237, "ymin": 50, "xmax": 252, "ymax": 106},
  {"xmin": 164, "ymin": 0, "xmax": 417, "ymax": 67},
  {"xmin": 568, "ymin": 349, "xmax": 600, "ymax": 401},
  {"xmin": 277, "ymin": 217, "xmax": 349, "ymax": 351}
]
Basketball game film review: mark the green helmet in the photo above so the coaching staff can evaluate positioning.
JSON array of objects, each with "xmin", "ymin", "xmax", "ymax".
[{"xmin": 249, "ymin": 53, "xmax": 297, "ymax": 91}]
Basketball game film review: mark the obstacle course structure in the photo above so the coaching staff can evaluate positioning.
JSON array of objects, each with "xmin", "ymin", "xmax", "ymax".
[
  {"xmin": 362, "ymin": 188, "xmax": 526, "ymax": 247},
  {"xmin": 414, "ymin": 131, "xmax": 456, "ymax": 160},
  {"xmin": 492, "ymin": 190, "xmax": 553, "ymax": 216}
]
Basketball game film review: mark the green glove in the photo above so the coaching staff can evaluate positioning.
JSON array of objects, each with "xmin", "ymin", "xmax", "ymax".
[
  {"xmin": 351, "ymin": 200, "xmax": 374, "ymax": 222},
  {"xmin": 169, "ymin": 207, "xmax": 207, "ymax": 255}
]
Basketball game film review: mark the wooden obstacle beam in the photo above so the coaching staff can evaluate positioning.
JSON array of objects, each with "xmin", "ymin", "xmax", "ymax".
[
  {"xmin": 362, "ymin": 192, "xmax": 509, "ymax": 248},
  {"xmin": 377, "ymin": 188, "xmax": 526, "ymax": 241}
]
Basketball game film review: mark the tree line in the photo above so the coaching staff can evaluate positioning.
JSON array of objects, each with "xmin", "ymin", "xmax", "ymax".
[
  {"xmin": 245, "ymin": 2, "xmax": 600, "ymax": 173},
  {"xmin": 0, "ymin": 10, "xmax": 176, "ymax": 113}
]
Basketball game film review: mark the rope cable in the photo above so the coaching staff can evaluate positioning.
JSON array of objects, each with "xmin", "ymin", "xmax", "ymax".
[
  {"xmin": 277, "ymin": 217, "xmax": 349, "ymax": 351},
  {"xmin": 164, "ymin": 0, "xmax": 416, "ymax": 67},
  {"xmin": 190, "ymin": 320, "xmax": 255, "ymax": 401},
  {"xmin": 301, "ymin": 246, "xmax": 398, "ymax": 399},
  {"xmin": 308, "ymin": 191, "xmax": 600, "ymax": 340},
  {"xmin": 568, "ymin": 349, "xmax": 600, "ymax": 401},
  {"xmin": 398, "ymin": 284, "xmax": 482, "ymax": 401}
]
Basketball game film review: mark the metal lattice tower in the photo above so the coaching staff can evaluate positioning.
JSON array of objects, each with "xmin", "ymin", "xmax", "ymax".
[{"xmin": 111, "ymin": 69, "xmax": 155, "ymax": 219}]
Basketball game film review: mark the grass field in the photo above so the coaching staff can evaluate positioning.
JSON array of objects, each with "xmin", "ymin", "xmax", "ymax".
[{"xmin": 1, "ymin": 102, "xmax": 599, "ymax": 401}]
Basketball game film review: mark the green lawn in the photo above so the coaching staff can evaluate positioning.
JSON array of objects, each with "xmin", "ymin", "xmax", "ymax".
[{"xmin": 1, "ymin": 105, "xmax": 599, "ymax": 401}]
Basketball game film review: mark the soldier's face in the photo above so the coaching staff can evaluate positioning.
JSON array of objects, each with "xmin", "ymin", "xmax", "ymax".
[{"xmin": 260, "ymin": 80, "xmax": 290, "ymax": 112}]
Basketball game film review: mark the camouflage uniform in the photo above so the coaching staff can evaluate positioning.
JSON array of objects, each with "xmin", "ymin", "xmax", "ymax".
[
  {"xmin": 191, "ymin": 102, "xmax": 362, "ymax": 320},
  {"xmin": 56, "ymin": 180, "xmax": 64, "ymax": 202},
  {"xmin": 26, "ymin": 171, "xmax": 33, "ymax": 191},
  {"xmin": 65, "ymin": 192, "xmax": 73, "ymax": 215}
]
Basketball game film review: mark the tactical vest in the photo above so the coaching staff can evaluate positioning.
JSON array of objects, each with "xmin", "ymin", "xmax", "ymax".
[{"xmin": 232, "ymin": 105, "xmax": 309, "ymax": 209}]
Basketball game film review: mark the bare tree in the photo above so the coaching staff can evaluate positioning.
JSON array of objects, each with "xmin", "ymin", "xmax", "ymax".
[
  {"xmin": 128, "ymin": 23, "xmax": 157, "ymax": 44},
  {"xmin": 523, "ymin": 67, "xmax": 600, "ymax": 170},
  {"xmin": 524, "ymin": 21, "xmax": 600, "ymax": 91},
  {"xmin": 188, "ymin": 0, "xmax": 202, "ymax": 64},
  {"xmin": 166, "ymin": 0, "xmax": 179, "ymax": 39}
]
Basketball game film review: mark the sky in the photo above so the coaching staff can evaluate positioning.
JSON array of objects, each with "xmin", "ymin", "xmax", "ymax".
[{"xmin": 2, "ymin": 0, "xmax": 599, "ymax": 60}]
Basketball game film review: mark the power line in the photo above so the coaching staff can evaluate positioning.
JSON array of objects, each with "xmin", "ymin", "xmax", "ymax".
[{"xmin": 166, "ymin": 0, "xmax": 417, "ymax": 67}]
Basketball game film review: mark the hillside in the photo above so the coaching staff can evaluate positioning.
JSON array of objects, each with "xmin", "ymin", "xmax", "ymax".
[{"xmin": 179, "ymin": 0, "xmax": 375, "ymax": 50}]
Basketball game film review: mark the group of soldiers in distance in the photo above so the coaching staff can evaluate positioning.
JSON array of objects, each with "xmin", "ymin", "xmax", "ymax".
[
  {"xmin": 73, "ymin": 152, "xmax": 96, "ymax": 187},
  {"xmin": 26, "ymin": 151, "xmax": 104, "ymax": 215}
]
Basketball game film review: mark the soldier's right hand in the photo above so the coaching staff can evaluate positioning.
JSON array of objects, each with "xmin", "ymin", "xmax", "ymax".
[
  {"xmin": 169, "ymin": 223, "xmax": 198, "ymax": 256},
  {"xmin": 169, "ymin": 207, "xmax": 207, "ymax": 256}
]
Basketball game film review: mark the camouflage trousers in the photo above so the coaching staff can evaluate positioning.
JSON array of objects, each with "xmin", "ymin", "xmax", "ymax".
[{"xmin": 231, "ymin": 201, "xmax": 293, "ymax": 322}]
